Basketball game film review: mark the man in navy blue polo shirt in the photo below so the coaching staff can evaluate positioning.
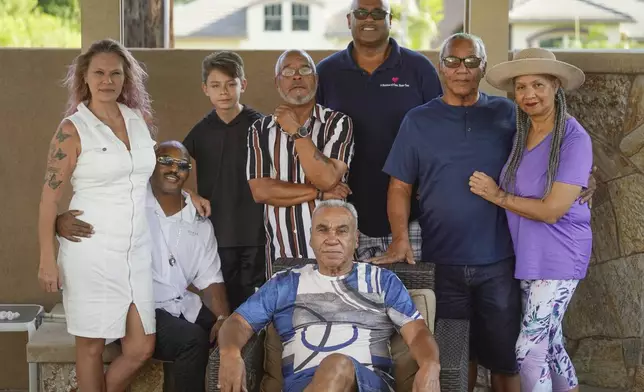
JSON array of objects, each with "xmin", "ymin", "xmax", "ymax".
[
  {"xmin": 383, "ymin": 33, "xmax": 522, "ymax": 392},
  {"xmin": 316, "ymin": 0, "xmax": 442, "ymax": 263}
]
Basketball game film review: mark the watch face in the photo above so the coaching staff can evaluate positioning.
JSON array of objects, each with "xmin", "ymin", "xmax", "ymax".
[{"xmin": 298, "ymin": 127, "xmax": 309, "ymax": 137}]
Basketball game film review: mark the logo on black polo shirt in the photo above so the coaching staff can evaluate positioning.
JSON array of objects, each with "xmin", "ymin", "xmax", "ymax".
[{"xmin": 380, "ymin": 76, "xmax": 410, "ymax": 88}]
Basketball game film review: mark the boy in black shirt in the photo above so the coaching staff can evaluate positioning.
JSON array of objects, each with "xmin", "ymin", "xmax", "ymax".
[{"xmin": 182, "ymin": 51, "xmax": 265, "ymax": 311}]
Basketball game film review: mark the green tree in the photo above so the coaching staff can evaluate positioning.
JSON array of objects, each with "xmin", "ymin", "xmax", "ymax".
[
  {"xmin": 0, "ymin": 0, "xmax": 80, "ymax": 47},
  {"xmin": 37, "ymin": 0, "xmax": 79, "ymax": 29},
  {"xmin": 391, "ymin": 0, "xmax": 444, "ymax": 50}
]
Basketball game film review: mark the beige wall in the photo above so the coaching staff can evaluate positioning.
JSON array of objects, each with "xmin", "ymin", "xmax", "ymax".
[
  {"xmin": 174, "ymin": 37, "xmax": 243, "ymax": 49},
  {"xmin": 0, "ymin": 48, "xmax": 642, "ymax": 389}
]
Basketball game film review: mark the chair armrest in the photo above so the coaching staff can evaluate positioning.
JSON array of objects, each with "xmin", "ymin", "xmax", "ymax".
[
  {"xmin": 435, "ymin": 318, "xmax": 469, "ymax": 392},
  {"xmin": 207, "ymin": 329, "xmax": 266, "ymax": 392}
]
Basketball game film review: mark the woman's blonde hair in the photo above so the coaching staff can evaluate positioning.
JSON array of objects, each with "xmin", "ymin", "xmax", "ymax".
[{"xmin": 62, "ymin": 38, "xmax": 157, "ymax": 138}]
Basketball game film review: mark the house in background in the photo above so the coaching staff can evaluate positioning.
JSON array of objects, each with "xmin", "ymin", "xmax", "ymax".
[
  {"xmin": 173, "ymin": 0, "xmax": 644, "ymax": 51},
  {"xmin": 173, "ymin": 0, "xmax": 416, "ymax": 50},
  {"xmin": 509, "ymin": 0, "xmax": 644, "ymax": 49},
  {"xmin": 431, "ymin": 0, "xmax": 644, "ymax": 50},
  {"xmin": 174, "ymin": 0, "xmax": 355, "ymax": 50}
]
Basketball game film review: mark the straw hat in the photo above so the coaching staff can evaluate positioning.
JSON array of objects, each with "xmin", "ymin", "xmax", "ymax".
[{"xmin": 486, "ymin": 48, "xmax": 585, "ymax": 92}]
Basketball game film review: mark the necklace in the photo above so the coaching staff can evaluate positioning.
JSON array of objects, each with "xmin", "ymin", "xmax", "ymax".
[{"xmin": 155, "ymin": 198, "xmax": 184, "ymax": 267}]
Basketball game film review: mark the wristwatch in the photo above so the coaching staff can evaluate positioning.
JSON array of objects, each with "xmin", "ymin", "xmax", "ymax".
[{"xmin": 291, "ymin": 126, "xmax": 310, "ymax": 140}]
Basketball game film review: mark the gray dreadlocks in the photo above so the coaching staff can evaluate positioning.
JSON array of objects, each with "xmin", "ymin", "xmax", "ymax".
[{"xmin": 501, "ymin": 85, "xmax": 568, "ymax": 198}]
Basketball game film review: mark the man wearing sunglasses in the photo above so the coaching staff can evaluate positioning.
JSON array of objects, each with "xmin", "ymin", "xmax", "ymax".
[
  {"xmin": 55, "ymin": 141, "xmax": 230, "ymax": 392},
  {"xmin": 315, "ymin": 0, "xmax": 442, "ymax": 265},
  {"xmin": 382, "ymin": 32, "xmax": 521, "ymax": 392},
  {"xmin": 383, "ymin": 33, "xmax": 598, "ymax": 392},
  {"xmin": 246, "ymin": 49, "xmax": 355, "ymax": 276}
]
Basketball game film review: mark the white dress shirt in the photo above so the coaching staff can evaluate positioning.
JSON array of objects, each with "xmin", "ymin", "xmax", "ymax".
[{"xmin": 146, "ymin": 186, "xmax": 224, "ymax": 323}]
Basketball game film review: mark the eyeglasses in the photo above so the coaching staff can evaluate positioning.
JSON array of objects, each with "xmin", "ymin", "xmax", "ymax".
[
  {"xmin": 280, "ymin": 66, "xmax": 314, "ymax": 78},
  {"xmin": 442, "ymin": 56, "xmax": 482, "ymax": 69},
  {"xmin": 351, "ymin": 8, "xmax": 389, "ymax": 20},
  {"xmin": 157, "ymin": 156, "xmax": 192, "ymax": 171}
]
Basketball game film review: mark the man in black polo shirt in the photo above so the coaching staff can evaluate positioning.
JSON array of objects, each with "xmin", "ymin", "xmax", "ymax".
[
  {"xmin": 182, "ymin": 51, "xmax": 265, "ymax": 311},
  {"xmin": 316, "ymin": 0, "xmax": 442, "ymax": 263}
]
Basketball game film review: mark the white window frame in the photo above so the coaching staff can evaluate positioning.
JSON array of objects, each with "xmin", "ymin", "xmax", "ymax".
[
  {"xmin": 264, "ymin": 4, "xmax": 282, "ymax": 32},
  {"xmin": 292, "ymin": 3, "xmax": 309, "ymax": 32}
]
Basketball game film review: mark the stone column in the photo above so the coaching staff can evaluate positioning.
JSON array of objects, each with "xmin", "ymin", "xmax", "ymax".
[{"xmin": 564, "ymin": 72, "xmax": 644, "ymax": 391}]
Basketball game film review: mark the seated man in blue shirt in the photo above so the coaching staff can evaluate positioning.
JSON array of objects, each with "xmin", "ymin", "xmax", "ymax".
[{"xmin": 217, "ymin": 200, "xmax": 440, "ymax": 392}]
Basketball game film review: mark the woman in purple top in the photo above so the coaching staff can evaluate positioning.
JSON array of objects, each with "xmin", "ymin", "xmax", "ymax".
[{"xmin": 468, "ymin": 48, "xmax": 592, "ymax": 392}]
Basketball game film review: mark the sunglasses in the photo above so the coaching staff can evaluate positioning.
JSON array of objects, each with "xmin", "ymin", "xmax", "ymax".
[
  {"xmin": 157, "ymin": 156, "xmax": 192, "ymax": 171},
  {"xmin": 280, "ymin": 66, "xmax": 314, "ymax": 78},
  {"xmin": 442, "ymin": 56, "xmax": 482, "ymax": 69},
  {"xmin": 351, "ymin": 8, "xmax": 389, "ymax": 20}
]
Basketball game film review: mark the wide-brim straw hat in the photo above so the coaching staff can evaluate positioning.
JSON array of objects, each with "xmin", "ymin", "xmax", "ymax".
[{"xmin": 486, "ymin": 48, "xmax": 585, "ymax": 92}]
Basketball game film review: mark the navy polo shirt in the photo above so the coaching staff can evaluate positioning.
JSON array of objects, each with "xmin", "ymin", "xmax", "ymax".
[
  {"xmin": 383, "ymin": 93, "xmax": 517, "ymax": 265},
  {"xmin": 316, "ymin": 38, "xmax": 442, "ymax": 237}
]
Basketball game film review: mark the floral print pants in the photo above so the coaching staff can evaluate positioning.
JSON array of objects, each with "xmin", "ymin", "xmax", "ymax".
[{"xmin": 516, "ymin": 280, "xmax": 579, "ymax": 392}]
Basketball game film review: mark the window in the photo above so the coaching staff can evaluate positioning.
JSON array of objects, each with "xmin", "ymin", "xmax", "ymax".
[
  {"xmin": 292, "ymin": 4, "xmax": 309, "ymax": 31},
  {"xmin": 264, "ymin": 4, "xmax": 282, "ymax": 31},
  {"xmin": 539, "ymin": 36, "xmax": 565, "ymax": 48}
]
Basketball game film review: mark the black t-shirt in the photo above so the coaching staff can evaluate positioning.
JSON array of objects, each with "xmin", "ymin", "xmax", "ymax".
[{"xmin": 183, "ymin": 106, "xmax": 265, "ymax": 248}]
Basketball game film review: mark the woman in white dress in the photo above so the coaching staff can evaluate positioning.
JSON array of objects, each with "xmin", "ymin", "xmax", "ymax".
[{"xmin": 37, "ymin": 39, "xmax": 208, "ymax": 392}]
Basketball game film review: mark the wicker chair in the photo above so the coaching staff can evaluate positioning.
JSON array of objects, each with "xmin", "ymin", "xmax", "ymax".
[{"xmin": 207, "ymin": 258, "xmax": 469, "ymax": 391}]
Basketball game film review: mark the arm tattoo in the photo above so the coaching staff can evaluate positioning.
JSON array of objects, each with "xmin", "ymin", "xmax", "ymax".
[
  {"xmin": 313, "ymin": 150, "xmax": 331, "ymax": 164},
  {"xmin": 44, "ymin": 126, "xmax": 71, "ymax": 190},
  {"xmin": 54, "ymin": 148, "xmax": 67, "ymax": 160},
  {"xmin": 55, "ymin": 128, "xmax": 72, "ymax": 143},
  {"xmin": 44, "ymin": 167, "xmax": 63, "ymax": 189}
]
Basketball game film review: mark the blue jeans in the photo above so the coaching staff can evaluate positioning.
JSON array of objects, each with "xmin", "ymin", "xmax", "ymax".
[{"xmin": 435, "ymin": 257, "xmax": 521, "ymax": 374}]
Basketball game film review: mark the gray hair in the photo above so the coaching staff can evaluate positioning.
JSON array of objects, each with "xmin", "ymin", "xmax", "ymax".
[
  {"xmin": 439, "ymin": 33, "xmax": 487, "ymax": 65},
  {"xmin": 502, "ymin": 84, "xmax": 568, "ymax": 198},
  {"xmin": 274, "ymin": 49, "xmax": 317, "ymax": 77},
  {"xmin": 312, "ymin": 200, "xmax": 359, "ymax": 227}
]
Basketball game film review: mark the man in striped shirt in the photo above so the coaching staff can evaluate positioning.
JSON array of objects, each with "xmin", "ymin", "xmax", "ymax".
[{"xmin": 246, "ymin": 49, "xmax": 355, "ymax": 273}]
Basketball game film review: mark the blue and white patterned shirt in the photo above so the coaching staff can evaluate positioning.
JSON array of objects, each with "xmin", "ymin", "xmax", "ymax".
[{"xmin": 235, "ymin": 262, "xmax": 421, "ymax": 389}]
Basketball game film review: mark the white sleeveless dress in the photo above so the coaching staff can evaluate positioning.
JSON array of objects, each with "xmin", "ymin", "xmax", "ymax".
[{"xmin": 57, "ymin": 102, "xmax": 157, "ymax": 339}]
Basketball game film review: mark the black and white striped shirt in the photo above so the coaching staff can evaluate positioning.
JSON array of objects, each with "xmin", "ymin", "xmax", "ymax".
[{"xmin": 246, "ymin": 104, "xmax": 354, "ymax": 268}]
